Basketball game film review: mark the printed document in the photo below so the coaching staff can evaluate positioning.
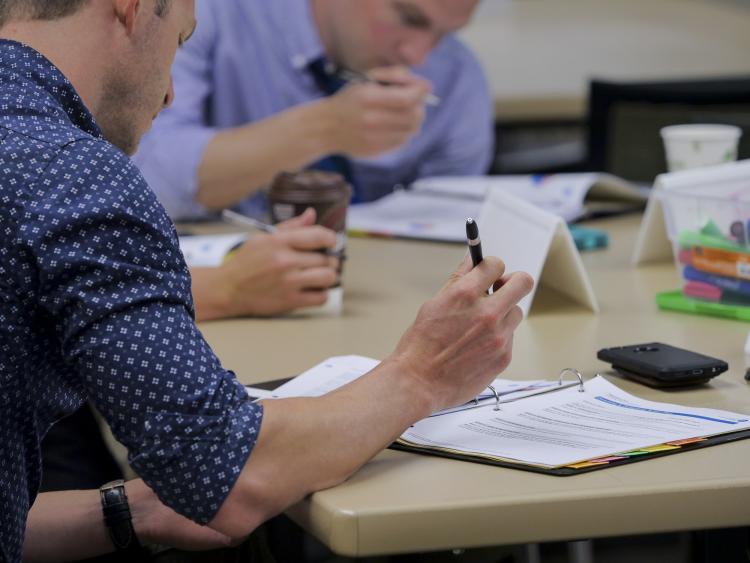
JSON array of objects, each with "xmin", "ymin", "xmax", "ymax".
[
  {"xmin": 250, "ymin": 355, "xmax": 576, "ymax": 413},
  {"xmin": 347, "ymin": 174, "xmax": 647, "ymax": 243},
  {"xmin": 399, "ymin": 375, "xmax": 750, "ymax": 468}
]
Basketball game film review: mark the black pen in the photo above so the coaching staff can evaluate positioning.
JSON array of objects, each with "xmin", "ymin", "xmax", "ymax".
[
  {"xmin": 466, "ymin": 217, "xmax": 483, "ymax": 267},
  {"xmin": 466, "ymin": 218, "xmax": 491, "ymax": 295}
]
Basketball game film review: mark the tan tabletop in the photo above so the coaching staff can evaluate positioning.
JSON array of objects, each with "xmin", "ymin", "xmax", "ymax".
[
  {"xmin": 198, "ymin": 214, "xmax": 750, "ymax": 557},
  {"xmin": 459, "ymin": 0, "xmax": 750, "ymax": 121}
]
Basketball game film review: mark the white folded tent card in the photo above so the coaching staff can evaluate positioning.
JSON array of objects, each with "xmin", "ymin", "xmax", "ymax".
[
  {"xmin": 478, "ymin": 189, "xmax": 599, "ymax": 316},
  {"xmin": 632, "ymin": 159, "xmax": 750, "ymax": 265}
]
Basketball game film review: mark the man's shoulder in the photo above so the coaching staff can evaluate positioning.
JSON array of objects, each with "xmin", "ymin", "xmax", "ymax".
[
  {"xmin": 415, "ymin": 34, "xmax": 490, "ymax": 113},
  {"xmin": 420, "ymin": 35, "xmax": 485, "ymax": 81},
  {"xmin": 1, "ymin": 123, "xmax": 152, "ymax": 222},
  {"xmin": 0, "ymin": 105, "xmax": 92, "ymax": 149},
  {"xmin": 0, "ymin": 120, "xmax": 134, "ymax": 185}
]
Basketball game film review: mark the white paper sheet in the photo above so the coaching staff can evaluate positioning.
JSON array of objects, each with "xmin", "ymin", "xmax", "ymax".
[
  {"xmin": 400, "ymin": 375, "xmax": 750, "ymax": 468},
  {"xmin": 268, "ymin": 355, "xmax": 380, "ymax": 398},
  {"xmin": 253, "ymin": 355, "xmax": 569, "ymax": 417},
  {"xmin": 348, "ymin": 191, "xmax": 481, "ymax": 242},
  {"xmin": 179, "ymin": 233, "xmax": 247, "ymax": 267},
  {"xmin": 413, "ymin": 174, "xmax": 602, "ymax": 223}
]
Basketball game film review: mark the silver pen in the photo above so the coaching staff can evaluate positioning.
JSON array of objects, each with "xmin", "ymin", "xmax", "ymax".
[
  {"xmin": 337, "ymin": 68, "xmax": 440, "ymax": 107},
  {"xmin": 222, "ymin": 209, "xmax": 278, "ymax": 234},
  {"xmin": 222, "ymin": 209, "xmax": 342, "ymax": 258}
]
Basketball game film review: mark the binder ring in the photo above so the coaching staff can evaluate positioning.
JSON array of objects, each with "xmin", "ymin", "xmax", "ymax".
[
  {"xmin": 487, "ymin": 384, "xmax": 502, "ymax": 411},
  {"xmin": 558, "ymin": 368, "xmax": 586, "ymax": 392}
]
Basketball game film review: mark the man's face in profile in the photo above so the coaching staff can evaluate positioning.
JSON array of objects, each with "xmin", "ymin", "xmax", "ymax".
[
  {"xmin": 97, "ymin": 0, "xmax": 196, "ymax": 155},
  {"xmin": 326, "ymin": 0, "xmax": 478, "ymax": 71}
]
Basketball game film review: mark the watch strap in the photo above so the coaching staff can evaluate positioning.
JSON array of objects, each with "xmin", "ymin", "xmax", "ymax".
[{"xmin": 99, "ymin": 479, "xmax": 143, "ymax": 552}]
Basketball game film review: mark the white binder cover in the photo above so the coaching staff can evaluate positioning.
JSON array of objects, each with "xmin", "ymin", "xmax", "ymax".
[
  {"xmin": 632, "ymin": 159, "xmax": 750, "ymax": 266},
  {"xmin": 478, "ymin": 189, "xmax": 599, "ymax": 316}
]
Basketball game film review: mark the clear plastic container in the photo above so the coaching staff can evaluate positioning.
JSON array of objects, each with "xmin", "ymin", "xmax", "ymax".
[{"xmin": 660, "ymin": 176, "xmax": 750, "ymax": 306}]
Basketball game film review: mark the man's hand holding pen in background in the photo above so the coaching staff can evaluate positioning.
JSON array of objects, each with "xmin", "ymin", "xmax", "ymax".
[
  {"xmin": 191, "ymin": 208, "xmax": 340, "ymax": 320},
  {"xmin": 321, "ymin": 66, "xmax": 434, "ymax": 158}
]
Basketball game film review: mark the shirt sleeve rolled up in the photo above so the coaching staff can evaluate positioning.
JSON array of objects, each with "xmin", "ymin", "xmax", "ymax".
[{"xmin": 22, "ymin": 140, "xmax": 261, "ymax": 523}]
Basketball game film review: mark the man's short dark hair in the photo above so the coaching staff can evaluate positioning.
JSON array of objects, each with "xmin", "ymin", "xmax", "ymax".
[
  {"xmin": 155, "ymin": 0, "xmax": 171, "ymax": 17},
  {"xmin": 0, "ymin": 0, "xmax": 172, "ymax": 27}
]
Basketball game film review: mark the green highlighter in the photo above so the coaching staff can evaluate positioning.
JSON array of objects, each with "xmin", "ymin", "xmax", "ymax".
[{"xmin": 656, "ymin": 290, "xmax": 750, "ymax": 322}]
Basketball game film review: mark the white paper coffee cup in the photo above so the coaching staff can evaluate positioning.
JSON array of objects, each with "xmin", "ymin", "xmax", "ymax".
[{"xmin": 661, "ymin": 124, "xmax": 742, "ymax": 172}]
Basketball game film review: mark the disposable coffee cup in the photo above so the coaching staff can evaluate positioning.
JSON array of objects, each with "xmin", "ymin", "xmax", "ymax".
[
  {"xmin": 660, "ymin": 124, "xmax": 742, "ymax": 172},
  {"xmin": 268, "ymin": 170, "xmax": 352, "ymax": 315}
]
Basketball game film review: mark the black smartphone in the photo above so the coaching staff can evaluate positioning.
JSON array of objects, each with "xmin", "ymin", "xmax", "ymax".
[{"xmin": 597, "ymin": 342, "xmax": 728, "ymax": 387}]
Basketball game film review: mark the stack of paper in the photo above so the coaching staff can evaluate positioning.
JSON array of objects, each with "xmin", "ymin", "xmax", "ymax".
[
  {"xmin": 246, "ymin": 356, "xmax": 750, "ymax": 474},
  {"xmin": 347, "ymin": 173, "xmax": 648, "ymax": 243}
]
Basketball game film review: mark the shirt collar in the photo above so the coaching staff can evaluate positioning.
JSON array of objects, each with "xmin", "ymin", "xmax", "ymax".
[
  {"xmin": 263, "ymin": 0, "xmax": 328, "ymax": 70},
  {"xmin": 0, "ymin": 39, "xmax": 102, "ymax": 139}
]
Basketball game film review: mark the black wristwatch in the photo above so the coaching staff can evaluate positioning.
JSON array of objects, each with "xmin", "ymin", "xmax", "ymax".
[{"xmin": 99, "ymin": 479, "xmax": 144, "ymax": 554}]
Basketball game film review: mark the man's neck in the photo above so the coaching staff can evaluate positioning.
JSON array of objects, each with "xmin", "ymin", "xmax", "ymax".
[
  {"xmin": 309, "ymin": 0, "xmax": 335, "ymax": 62},
  {"xmin": 0, "ymin": 18, "xmax": 107, "ymax": 115}
]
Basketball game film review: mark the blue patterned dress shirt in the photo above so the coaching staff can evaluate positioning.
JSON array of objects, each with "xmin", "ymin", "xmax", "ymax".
[{"xmin": 0, "ymin": 40, "xmax": 262, "ymax": 563}]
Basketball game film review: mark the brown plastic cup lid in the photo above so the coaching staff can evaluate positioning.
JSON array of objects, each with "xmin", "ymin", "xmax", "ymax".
[{"xmin": 268, "ymin": 171, "xmax": 352, "ymax": 204}]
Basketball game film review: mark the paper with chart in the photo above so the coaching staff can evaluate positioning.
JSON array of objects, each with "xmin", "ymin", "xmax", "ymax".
[{"xmin": 399, "ymin": 375, "xmax": 750, "ymax": 468}]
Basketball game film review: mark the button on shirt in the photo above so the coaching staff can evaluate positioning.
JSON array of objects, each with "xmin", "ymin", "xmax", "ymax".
[
  {"xmin": 134, "ymin": 0, "xmax": 494, "ymax": 219},
  {"xmin": 0, "ymin": 40, "xmax": 262, "ymax": 563}
]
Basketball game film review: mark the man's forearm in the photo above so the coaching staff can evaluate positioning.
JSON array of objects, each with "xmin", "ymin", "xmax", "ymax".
[
  {"xmin": 209, "ymin": 355, "xmax": 435, "ymax": 538},
  {"xmin": 208, "ymin": 259, "xmax": 531, "ymax": 540},
  {"xmin": 196, "ymin": 100, "xmax": 337, "ymax": 210},
  {"xmin": 23, "ymin": 489, "xmax": 113, "ymax": 562}
]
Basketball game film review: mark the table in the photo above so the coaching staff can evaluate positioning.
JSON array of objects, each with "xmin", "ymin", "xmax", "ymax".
[
  {"xmin": 198, "ymin": 214, "xmax": 750, "ymax": 557},
  {"xmin": 459, "ymin": 0, "xmax": 750, "ymax": 120}
]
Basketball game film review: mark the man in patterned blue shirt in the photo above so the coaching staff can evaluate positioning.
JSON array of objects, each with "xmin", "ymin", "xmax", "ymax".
[{"xmin": 0, "ymin": 1, "xmax": 531, "ymax": 561}]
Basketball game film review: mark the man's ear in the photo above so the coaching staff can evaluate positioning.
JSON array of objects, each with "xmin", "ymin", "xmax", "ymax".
[{"xmin": 113, "ymin": 0, "xmax": 142, "ymax": 37}]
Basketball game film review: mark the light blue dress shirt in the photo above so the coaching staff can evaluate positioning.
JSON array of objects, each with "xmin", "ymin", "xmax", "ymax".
[{"xmin": 135, "ymin": 0, "xmax": 494, "ymax": 220}]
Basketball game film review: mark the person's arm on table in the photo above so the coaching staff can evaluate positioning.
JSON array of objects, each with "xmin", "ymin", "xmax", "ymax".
[
  {"xmin": 196, "ymin": 66, "xmax": 431, "ymax": 210},
  {"xmin": 23, "ymin": 480, "xmax": 234, "ymax": 563},
  {"xmin": 191, "ymin": 208, "xmax": 340, "ymax": 320},
  {"xmin": 209, "ymin": 257, "xmax": 533, "ymax": 538},
  {"xmin": 33, "ymin": 138, "xmax": 528, "ymax": 548}
]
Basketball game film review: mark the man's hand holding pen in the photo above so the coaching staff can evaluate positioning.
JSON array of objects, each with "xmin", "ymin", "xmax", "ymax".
[
  {"xmin": 320, "ymin": 65, "xmax": 433, "ymax": 158},
  {"xmin": 387, "ymin": 252, "xmax": 534, "ymax": 415}
]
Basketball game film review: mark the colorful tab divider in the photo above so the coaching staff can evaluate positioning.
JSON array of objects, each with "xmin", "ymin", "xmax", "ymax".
[
  {"xmin": 638, "ymin": 444, "xmax": 681, "ymax": 453},
  {"xmin": 563, "ymin": 437, "xmax": 713, "ymax": 470},
  {"xmin": 665, "ymin": 437, "xmax": 708, "ymax": 446}
]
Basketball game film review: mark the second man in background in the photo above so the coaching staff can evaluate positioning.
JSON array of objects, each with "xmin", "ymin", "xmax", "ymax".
[{"xmin": 136, "ymin": 0, "xmax": 492, "ymax": 219}]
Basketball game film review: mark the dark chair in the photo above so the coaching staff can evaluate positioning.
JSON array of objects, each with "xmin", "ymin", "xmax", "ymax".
[{"xmin": 586, "ymin": 77, "xmax": 750, "ymax": 183}]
